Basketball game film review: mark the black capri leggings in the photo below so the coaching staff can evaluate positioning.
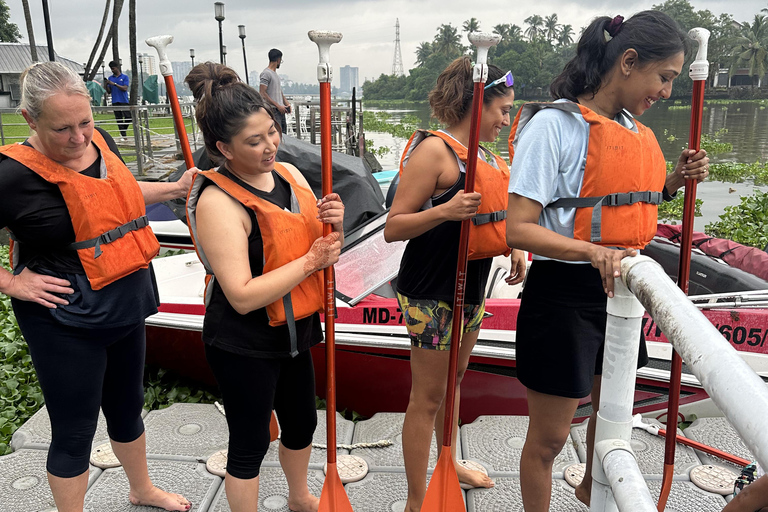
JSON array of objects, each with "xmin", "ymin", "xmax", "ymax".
[
  {"xmin": 204, "ymin": 344, "xmax": 318, "ymax": 479},
  {"xmin": 12, "ymin": 299, "xmax": 146, "ymax": 478}
]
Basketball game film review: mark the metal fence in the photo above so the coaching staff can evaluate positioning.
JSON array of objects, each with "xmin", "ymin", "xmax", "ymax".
[
  {"xmin": 285, "ymin": 98, "xmax": 363, "ymax": 155},
  {"xmin": 0, "ymin": 97, "xmax": 362, "ymax": 178},
  {"xmin": 0, "ymin": 104, "xmax": 200, "ymax": 178}
]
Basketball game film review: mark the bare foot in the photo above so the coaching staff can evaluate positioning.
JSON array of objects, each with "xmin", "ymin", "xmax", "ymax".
[
  {"xmin": 288, "ymin": 493, "xmax": 319, "ymax": 512},
  {"xmin": 456, "ymin": 464, "xmax": 494, "ymax": 489},
  {"xmin": 575, "ymin": 483, "xmax": 590, "ymax": 506},
  {"xmin": 129, "ymin": 486, "xmax": 191, "ymax": 511}
]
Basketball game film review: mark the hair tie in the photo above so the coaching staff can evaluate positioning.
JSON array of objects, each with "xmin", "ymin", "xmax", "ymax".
[{"xmin": 604, "ymin": 15, "xmax": 624, "ymax": 42}]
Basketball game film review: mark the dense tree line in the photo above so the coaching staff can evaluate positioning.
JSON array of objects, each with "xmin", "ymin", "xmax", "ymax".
[{"xmin": 363, "ymin": 0, "xmax": 768, "ymax": 101}]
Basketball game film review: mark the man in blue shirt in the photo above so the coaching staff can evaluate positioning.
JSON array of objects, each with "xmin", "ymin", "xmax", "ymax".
[{"xmin": 106, "ymin": 60, "xmax": 130, "ymax": 141}]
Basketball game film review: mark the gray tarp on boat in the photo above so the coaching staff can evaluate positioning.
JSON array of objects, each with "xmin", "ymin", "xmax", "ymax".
[{"xmin": 165, "ymin": 134, "xmax": 385, "ymax": 231}]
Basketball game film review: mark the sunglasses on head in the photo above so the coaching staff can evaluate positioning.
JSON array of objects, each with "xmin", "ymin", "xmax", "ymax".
[{"xmin": 484, "ymin": 71, "xmax": 514, "ymax": 90}]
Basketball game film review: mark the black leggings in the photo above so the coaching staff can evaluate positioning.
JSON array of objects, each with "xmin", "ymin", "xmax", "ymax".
[
  {"xmin": 12, "ymin": 299, "xmax": 146, "ymax": 478},
  {"xmin": 204, "ymin": 344, "xmax": 318, "ymax": 479},
  {"xmin": 112, "ymin": 102, "xmax": 131, "ymax": 137}
]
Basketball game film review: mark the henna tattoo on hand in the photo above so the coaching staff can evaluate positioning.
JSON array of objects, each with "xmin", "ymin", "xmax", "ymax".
[{"xmin": 303, "ymin": 232, "xmax": 341, "ymax": 276}]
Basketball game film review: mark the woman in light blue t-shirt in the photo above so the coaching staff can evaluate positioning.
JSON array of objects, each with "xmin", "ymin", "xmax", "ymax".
[{"xmin": 505, "ymin": 11, "xmax": 709, "ymax": 511}]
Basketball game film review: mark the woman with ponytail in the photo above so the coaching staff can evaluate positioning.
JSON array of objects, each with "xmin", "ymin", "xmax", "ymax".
[
  {"xmin": 185, "ymin": 62, "xmax": 344, "ymax": 512},
  {"xmin": 384, "ymin": 57, "xmax": 525, "ymax": 512},
  {"xmin": 505, "ymin": 11, "xmax": 709, "ymax": 510}
]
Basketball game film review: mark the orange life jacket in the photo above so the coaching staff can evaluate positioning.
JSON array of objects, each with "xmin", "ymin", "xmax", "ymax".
[
  {"xmin": 508, "ymin": 102, "xmax": 666, "ymax": 249},
  {"xmin": 1, "ymin": 130, "xmax": 159, "ymax": 289},
  {"xmin": 400, "ymin": 129, "xmax": 511, "ymax": 260},
  {"xmin": 186, "ymin": 163, "xmax": 324, "ymax": 356}
]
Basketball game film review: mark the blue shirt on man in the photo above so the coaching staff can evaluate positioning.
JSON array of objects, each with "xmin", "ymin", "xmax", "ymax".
[{"xmin": 108, "ymin": 73, "xmax": 129, "ymax": 104}]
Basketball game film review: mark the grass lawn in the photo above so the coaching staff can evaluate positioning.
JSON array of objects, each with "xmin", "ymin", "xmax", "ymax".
[{"xmin": 0, "ymin": 112, "xmax": 195, "ymax": 146}]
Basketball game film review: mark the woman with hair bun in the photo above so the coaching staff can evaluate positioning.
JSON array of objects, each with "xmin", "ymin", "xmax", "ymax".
[
  {"xmin": 384, "ymin": 56, "xmax": 526, "ymax": 512},
  {"xmin": 185, "ymin": 62, "xmax": 344, "ymax": 512},
  {"xmin": 505, "ymin": 11, "xmax": 709, "ymax": 510},
  {"xmin": 0, "ymin": 61, "xmax": 193, "ymax": 512}
]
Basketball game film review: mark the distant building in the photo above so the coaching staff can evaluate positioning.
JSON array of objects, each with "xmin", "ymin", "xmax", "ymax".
[
  {"xmin": 0, "ymin": 43, "xmax": 83, "ymax": 107},
  {"xmin": 171, "ymin": 61, "xmax": 192, "ymax": 82},
  {"xmin": 340, "ymin": 65, "xmax": 359, "ymax": 94},
  {"xmin": 139, "ymin": 53, "xmax": 158, "ymax": 77}
]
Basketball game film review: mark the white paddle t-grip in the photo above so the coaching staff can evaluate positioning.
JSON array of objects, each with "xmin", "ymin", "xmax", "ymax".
[
  {"xmin": 308, "ymin": 30, "xmax": 343, "ymax": 83},
  {"xmin": 632, "ymin": 413, "xmax": 661, "ymax": 435},
  {"xmin": 146, "ymin": 35, "xmax": 174, "ymax": 77},
  {"xmin": 688, "ymin": 27, "xmax": 710, "ymax": 81},
  {"xmin": 468, "ymin": 32, "xmax": 501, "ymax": 83}
]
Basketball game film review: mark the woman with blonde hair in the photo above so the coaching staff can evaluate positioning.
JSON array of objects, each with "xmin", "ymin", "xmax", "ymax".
[{"xmin": 0, "ymin": 61, "xmax": 194, "ymax": 511}]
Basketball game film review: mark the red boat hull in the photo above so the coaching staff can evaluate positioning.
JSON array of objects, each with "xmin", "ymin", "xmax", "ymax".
[{"xmin": 146, "ymin": 296, "xmax": 768, "ymax": 423}]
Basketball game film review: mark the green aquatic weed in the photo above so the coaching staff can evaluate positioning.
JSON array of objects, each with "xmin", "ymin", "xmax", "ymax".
[{"xmin": 706, "ymin": 190, "xmax": 768, "ymax": 249}]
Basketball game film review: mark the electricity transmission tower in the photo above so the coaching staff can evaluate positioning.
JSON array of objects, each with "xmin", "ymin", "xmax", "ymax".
[{"xmin": 392, "ymin": 18, "xmax": 404, "ymax": 76}]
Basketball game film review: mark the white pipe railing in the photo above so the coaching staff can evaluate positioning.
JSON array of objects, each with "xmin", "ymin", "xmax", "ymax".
[
  {"xmin": 591, "ymin": 255, "xmax": 768, "ymax": 510},
  {"xmin": 623, "ymin": 255, "xmax": 768, "ymax": 471},
  {"xmin": 591, "ymin": 278, "xmax": 657, "ymax": 512}
]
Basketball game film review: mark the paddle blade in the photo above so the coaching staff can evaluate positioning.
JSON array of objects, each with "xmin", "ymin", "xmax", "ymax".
[
  {"xmin": 318, "ymin": 463, "xmax": 354, "ymax": 512},
  {"xmin": 421, "ymin": 446, "xmax": 465, "ymax": 512},
  {"xmin": 269, "ymin": 411, "xmax": 279, "ymax": 442}
]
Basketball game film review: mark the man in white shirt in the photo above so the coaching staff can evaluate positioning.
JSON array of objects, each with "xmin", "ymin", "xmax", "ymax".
[{"xmin": 259, "ymin": 49, "xmax": 291, "ymax": 134}]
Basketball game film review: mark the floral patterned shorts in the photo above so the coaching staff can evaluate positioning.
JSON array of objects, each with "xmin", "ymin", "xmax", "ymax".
[{"xmin": 396, "ymin": 292, "xmax": 485, "ymax": 351}]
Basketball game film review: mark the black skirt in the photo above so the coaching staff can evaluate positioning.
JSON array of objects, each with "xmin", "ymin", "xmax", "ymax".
[{"xmin": 516, "ymin": 259, "xmax": 649, "ymax": 399}]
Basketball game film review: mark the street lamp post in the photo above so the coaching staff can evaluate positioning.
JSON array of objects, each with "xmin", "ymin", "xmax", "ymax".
[
  {"xmin": 222, "ymin": 45, "xmax": 227, "ymax": 66},
  {"xmin": 238, "ymin": 25, "xmax": 249, "ymax": 85},
  {"xmin": 138, "ymin": 54, "xmax": 145, "ymax": 104},
  {"xmin": 190, "ymin": 48, "xmax": 195, "ymax": 67},
  {"xmin": 214, "ymin": 2, "xmax": 225, "ymax": 64}
]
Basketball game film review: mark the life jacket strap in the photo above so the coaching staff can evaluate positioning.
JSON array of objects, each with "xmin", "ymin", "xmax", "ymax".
[
  {"xmin": 472, "ymin": 210, "xmax": 507, "ymax": 226},
  {"xmin": 68, "ymin": 215, "xmax": 150, "ymax": 258},
  {"xmin": 548, "ymin": 191, "xmax": 663, "ymax": 242}
]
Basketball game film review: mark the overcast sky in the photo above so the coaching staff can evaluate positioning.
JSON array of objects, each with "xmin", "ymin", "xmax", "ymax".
[{"xmin": 8, "ymin": 0, "xmax": 766, "ymax": 86}]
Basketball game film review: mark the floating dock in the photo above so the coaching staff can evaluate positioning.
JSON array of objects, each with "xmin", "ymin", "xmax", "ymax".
[{"xmin": 1, "ymin": 403, "xmax": 748, "ymax": 511}]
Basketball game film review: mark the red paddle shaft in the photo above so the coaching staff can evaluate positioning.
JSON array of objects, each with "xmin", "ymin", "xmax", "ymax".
[
  {"xmin": 660, "ymin": 424, "xmax": 750, "ymax": 467},
  {"xmin": 442, "ymin": 81, "xmax": 484, "ymax": 444},
  {"xmin": 310, "ymin": 30, "xmax": 352, "ymax": 512},
  {"xmin": 319, "ymin": 80, "xmax": 338, "ymax": 462},
  {"xmin": 145, "ymin": 35, "xmax": 194, "ymax": 170},
  {"xmin": 163, "ymin": 76, "xmax": 194, "ymax": 169},
  {"xmin": 659, "ymin": 28, "xmax": 709, "ymax": 511}
]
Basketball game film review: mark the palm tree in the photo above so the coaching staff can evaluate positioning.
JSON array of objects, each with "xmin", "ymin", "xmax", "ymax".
[
  {"xmin": 89, "ymin": 0, "xmax": 123, "ymax": 82},
  {"xmin": 85, "ymin": 0, "xmax": 112, "ymax": 81},
  {"xmin": 415, "ymin": 41, "xmax": 432, "ymax": 67},
  {"xmin": 730, "ymin": 15, "xmax": 768, "ymax": 89},
  {"xmin": 129, "ymin": 0, "xmax": 137, "ymax": 105},
  {"xmin": 110, "ymin": 0, "xmax": 124, "ymax": 64},
  {"xmin": 433, "ymin": 24, "xmax": 462, "ymax": 57},
  {"xmin": 21, "ymin": 0, "xmax": 36, "ymax": 62},
  {"xmin": 524, "ymin": 15, "xmax": 544, "ymax": 41},
  {"xmin": 508, "ymin": 25, "xmax": 523, "ymax": 41},
  {"xmin": 544, "ymin": 14, "xmax": 560, "ymax": 44},
  {"xmin": 463, "ymin": 18, "xmax": 480, "ymax": 34},
  {"xmin": 558, "ymin": 24, "xmax": 574, "ymax": 47},
  {"xmin": 493, "ymin": 23, "xmax": 510, "ymax": 40}
]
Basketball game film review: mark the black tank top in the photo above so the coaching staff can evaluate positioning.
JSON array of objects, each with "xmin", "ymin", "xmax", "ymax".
[
  {"xmin": 202, "ymin": 167, "xmax": 323, "ymax": 358},
  {"xmin": 395, "ymin": 171, "xmax": 492, "ymax": 305}
]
